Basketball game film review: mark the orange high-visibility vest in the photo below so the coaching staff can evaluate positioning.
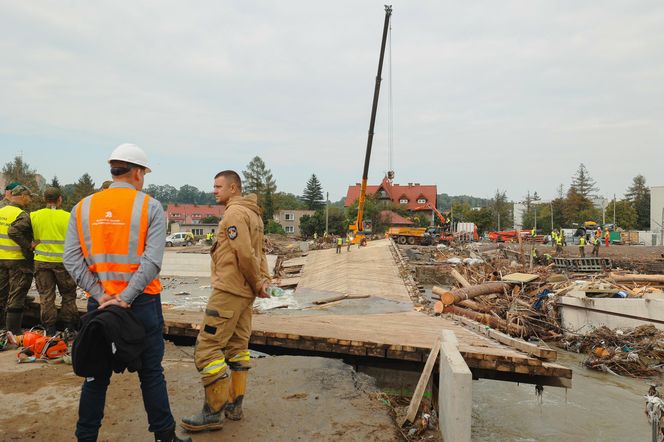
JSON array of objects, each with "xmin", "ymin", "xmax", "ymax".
[{"xmin": 75, "ymin": 187, "xmax": 161, "ymax": 296}]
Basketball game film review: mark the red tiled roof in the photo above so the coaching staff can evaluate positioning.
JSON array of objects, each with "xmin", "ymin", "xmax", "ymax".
[
  {"xmin": 380, "ymin": 210, "xmax": 413, "ymax": 226},
  {"xmin": 166, "ymin": 203, "xmax": 225, "ymax": 224},
  {"xmin": 345, "ymin": 176, "xmax": 437, "ymax": 211}
]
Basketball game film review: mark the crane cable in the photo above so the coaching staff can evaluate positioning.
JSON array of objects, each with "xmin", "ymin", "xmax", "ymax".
[{"xmin": 387, "ymin": 17, "xmax": 394, "ymax": 179}]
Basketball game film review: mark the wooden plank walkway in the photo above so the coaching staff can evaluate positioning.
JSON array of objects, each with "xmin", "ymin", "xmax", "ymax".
[{"xmin": 27, "ymin": 239, "xmax": 572, "ymax": 387}]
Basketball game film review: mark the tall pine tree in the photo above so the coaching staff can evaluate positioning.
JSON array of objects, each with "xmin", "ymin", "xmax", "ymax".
[
  {"xmin": 71, "ymin": 173, "xmax": 96, "ymax": 204},
  {"xmin": 625, "ymin": 174, "xmax": 650, "ymax": 230},
  {"xmin": 571, "ymin": 163, "xmax": 598, "ymax": 198},
  {"xmin": 302, "ymin": 174, "xmax": 324, "ymax": 210},
  {"xmin": 242, "ymin": 156, "xmax": 277, "ymax": 213}
]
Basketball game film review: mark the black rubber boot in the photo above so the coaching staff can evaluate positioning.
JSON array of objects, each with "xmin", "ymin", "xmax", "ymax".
[
  {"xmin": 5, "ymin": 311, "xmax": 23, "ymax": 335},
  {"xmin": 154, "ymin": 425, "xmax": 191, "ymax": 442}
]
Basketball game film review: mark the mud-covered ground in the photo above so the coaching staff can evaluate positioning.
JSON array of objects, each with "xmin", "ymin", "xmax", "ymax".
[{"xmin": 0, "ymin": 343, "xmax": 398, "ymax": 441}]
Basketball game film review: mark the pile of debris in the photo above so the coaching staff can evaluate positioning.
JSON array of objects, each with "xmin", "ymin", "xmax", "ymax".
[{"xmin": 562, "ymin": 324, "xmax": 664, "ymax": 378}]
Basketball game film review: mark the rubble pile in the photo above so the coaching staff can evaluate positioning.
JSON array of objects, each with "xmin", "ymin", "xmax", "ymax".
[
  {"xmin": 398, "ymin": 241, "xmax": 664, "ymax": 378},
  {"xmin": 562, "ymin": 325, "xmax": 664, "ymax": 378}
]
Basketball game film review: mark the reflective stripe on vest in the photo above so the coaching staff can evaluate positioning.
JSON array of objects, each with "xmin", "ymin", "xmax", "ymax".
[
  {"xmin": 76, "ymin": 187, "xmax": 161, "ymax": 296},
  {"xmin": 0, "ymin": 205, "xmax": 24, "ymax": 260},
  {"xmin": 30, "ymin": 208, "xmax": 70, "ymax": 263}
]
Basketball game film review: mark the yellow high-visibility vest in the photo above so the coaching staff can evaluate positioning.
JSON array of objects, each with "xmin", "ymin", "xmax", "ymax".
[
  {"xmin": 30, "ymin": 207, "xmax": 70, "ymax": 263},
  {"xmin": 0, "ymin": 205, "xmax": 25, "ymax": 260}
]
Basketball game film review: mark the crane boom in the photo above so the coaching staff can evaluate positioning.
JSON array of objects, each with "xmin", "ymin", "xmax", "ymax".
[{"xmin": 350, "ymin": 5, "xmax": 392, "ymax": 245}]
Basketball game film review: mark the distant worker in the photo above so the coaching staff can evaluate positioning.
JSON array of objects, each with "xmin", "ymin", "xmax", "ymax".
[
  {"xmin": 206, "ymin": 231, "xmax": 214, "ymax": 245},
  {"xmin": 346, "ymin": 234, "xmax": 352, "ymax": 252},
  {"xmin": 578, "ymin": 235, "xmax": 586, "ymax": 257},
  {"xmin": 0, "ymin": 182, "xmax": 21, "ymax": 209},
  {"xmin": 551, "ymin": 230, "xmax": 557, "ymax": 250},
  {"xmin": 592, "ymin": 236, "xmax": 600, "ymax": 257},
  {"xmin": 555, "ymin": 232, "xmax": 563, "ymax": 256},
  {"xmin": 63, "ymin": 144, "xmax": 188, "ymax": 442},
  {"xmin": 595, "ymin": 227, "xmax": 602, "ymax": 238},
  {"xmin": 30, "ymin": 187, "xmax": 78, "ymax": 336},
  {"xmin": 182, "ymin": 170, "xmax": 270, "ymax": 432},
  {"xmin": 604, "ymin": 228, "xmax": 610, "ymax": 247},
  {"xmin": 336, "ymin": 236, "xmax": 342, "ymax": 254},
  {"xmin": 0, "ymin": 185, "xmax": 34, "ymax": 334},
  {"xmin": 531, "ymin": 227, "xmax": 536, "ymax": 238}
]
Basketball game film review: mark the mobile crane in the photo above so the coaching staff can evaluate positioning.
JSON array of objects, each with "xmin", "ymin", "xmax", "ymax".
[{"xmin": 348, "ymin": 5, "xmax": 392, "ymax": 246}]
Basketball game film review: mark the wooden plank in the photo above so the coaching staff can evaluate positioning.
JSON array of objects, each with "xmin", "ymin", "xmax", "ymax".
[
  {"xmin": 401, "ymin": 337, "xmax": 441, "ymax": 427},
  {"xmin": 454, "ymin": 315, "xmax": 557, "ymax": 362},
  {"xmin": 502, "ymin": 272, "xmax": 539, "ymax": 283}
]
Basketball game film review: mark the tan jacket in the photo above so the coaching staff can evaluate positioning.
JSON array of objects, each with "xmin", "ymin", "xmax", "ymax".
[{"xmin": 211, "ymin": 194, "xmax": 269, "ymax": 298}]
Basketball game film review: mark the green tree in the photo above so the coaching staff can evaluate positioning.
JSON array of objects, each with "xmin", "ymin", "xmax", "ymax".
[
  {"xmin": 2, "ymin": 156, "xmax": 40, "ymax": 193},
  {"xmin": 176, "ymin": 184, "xmax": 200, "ymax": 204},
  {"xmin": 71, "ymin": 173, "xmax": 96, "ymax": 205},
  {"xmin": 262, "ymin": 186, "xmax": 274, "ymax": 225},
  {"xmin": 50, "ymin": 176, "xmax": 61, "ymax": 189},
  {"xmin": 563, "ymin": 186, "xmax": 595, "ymax": 225},
  {"xmin": 571, "ymin": 163, "xmax": 598, "ymax": 198},
  {"xmin": 491, "ymin": 190, "xmax": 512, "ymax": 230},
  {"xmin": 346, "ymin": 193, "xmax": 392, "ymax": 235},
  {"xmin": 242, "ymin": 156, "xmax": 277, "ymax": 216},
  {"xmin": 302, "ymin": 174, "xmax": 324, "ymax": 210},
  {"xmin": 265, "ymin": 220, "xmax": 285, "ymax": 235},
  {"xmin": 624, "ymin": 174, "xmax": 650, "ymax": 230},
  {"xmin": 273, "ymin": 192, "xmax": 306, "ymax": 210},
  {"xmin": 606, "ymin": 200, "xmax": 637, "ymax": 229}
]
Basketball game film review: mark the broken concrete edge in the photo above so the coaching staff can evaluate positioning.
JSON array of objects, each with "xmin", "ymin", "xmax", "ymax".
[{"xmin": 439, "ymin": 330, "xmax": 472, "ymax": 442}]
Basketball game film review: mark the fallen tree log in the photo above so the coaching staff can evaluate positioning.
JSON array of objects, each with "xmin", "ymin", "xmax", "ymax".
[
  {"xmin": 444, "ymin": 304, "xmax": 527, "ymax": 336},
  {"xmin": 433, "ymin": 282, "xmax": 510, "ymax": 306},
  {"xmin": 609, "ymin": 273, "xmax": 664, "ymax": 284}
]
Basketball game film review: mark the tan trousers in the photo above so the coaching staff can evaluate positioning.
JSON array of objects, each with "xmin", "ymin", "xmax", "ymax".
[
  {"xmin": 194, "ymin": 289, "xmax": 253, "ymax": 386},
  {"xmin": 34, "ymin": 261, "xmax": 78, "ymax": 327}
]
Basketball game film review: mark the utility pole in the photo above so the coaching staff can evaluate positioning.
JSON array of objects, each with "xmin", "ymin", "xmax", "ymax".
[
  {"xmin": 534, "ymin": 205, "xmax": 537, "ymax": 232},
  {"xmin": 613, "ymin": 193, "xmax": 616, "ymax": 226},
  {"xmin": 661, "ymin": 208, "xmax": 663, "ymax": 246},
  {"xmin": 325, "ymin": 191, "xmax": 329, "ymax": 235},
  {"xmin": 550, "ymin": 201, "xmax": 554, "ymax": 231}
]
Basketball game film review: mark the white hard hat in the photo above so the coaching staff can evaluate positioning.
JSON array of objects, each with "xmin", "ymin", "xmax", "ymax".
[{"xmin": 108, "ymin": 143, "xmax": 152, "ymax": 173}]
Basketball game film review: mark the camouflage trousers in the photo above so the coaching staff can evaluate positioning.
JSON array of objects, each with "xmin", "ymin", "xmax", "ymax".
[
  {"xmin": 34, "ymin": 261, "xmax": 78, "ymax": 327},
  {"xmin": 0, "ymin": 259, "xmax": 33, "ymax": 324}
]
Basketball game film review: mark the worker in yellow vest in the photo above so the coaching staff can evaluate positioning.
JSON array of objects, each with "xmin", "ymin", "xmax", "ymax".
[
  {"xmin": 592, "ymin": 236, "xmax": 600, "ymax": 257},
  {"xmin": 0, "ymin": 185, "xmax": 34, "ymax": 334},
  {"xmin": 30, "ymin": 187, "xmax": 78, "ymax": 335},
  {"xmin": 551, "ymin": 230, "xmax": 557, "ymax": 250},
  {"xmin": 336, "ymin": 236, "xmax": 343, "ymax": 254},
  {"xmin": 578, "ymin": 235, "xmax": 586, "ymax": 257}
]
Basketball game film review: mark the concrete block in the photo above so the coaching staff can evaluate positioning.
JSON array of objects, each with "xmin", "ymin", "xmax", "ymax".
[{"xmin": 439, "ymin": 332, "xmax": 472, "ymax": 442}]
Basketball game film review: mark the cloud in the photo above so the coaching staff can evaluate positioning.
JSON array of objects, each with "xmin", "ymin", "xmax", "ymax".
[{"xmin": 0, "ymin": 1, "xmax": 663, "ymax": 201}]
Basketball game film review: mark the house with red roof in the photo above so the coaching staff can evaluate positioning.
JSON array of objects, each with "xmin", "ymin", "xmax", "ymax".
[
  {"xmin": 166, "ymin": 203, "xmax": 225, "ymax": 224},
  {"xmin": 345, "ymin": 176, "xmax": 438, "ymax": 223}
]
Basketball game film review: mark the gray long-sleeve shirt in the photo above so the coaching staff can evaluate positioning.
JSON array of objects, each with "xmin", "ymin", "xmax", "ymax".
[{"xmin": 63, "ymin": 181, "xmax": 166, "ymax": 304}]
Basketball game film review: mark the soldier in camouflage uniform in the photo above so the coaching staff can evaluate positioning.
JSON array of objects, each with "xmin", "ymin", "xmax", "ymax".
[
  {"xmin": 0, "ymin": 185, "xmax": 34, "ymax": 334},
  {"xmin": 31, "ymin": 187, "xmax": 78, "ymax": 335}
]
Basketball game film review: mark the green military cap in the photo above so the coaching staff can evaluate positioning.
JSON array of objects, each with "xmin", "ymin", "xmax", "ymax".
[
  {"xmin": 5, "ymin": 182, "xmax": 21, "ymax": 191},
  {"xmin": 11, "ymin": 184, "xmax": 33, "ymax": 196}
]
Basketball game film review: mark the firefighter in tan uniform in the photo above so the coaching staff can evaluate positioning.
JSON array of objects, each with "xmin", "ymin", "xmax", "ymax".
[{"xmin": 182, "ymin": 170, "xmax": 270, "ymax": 433}]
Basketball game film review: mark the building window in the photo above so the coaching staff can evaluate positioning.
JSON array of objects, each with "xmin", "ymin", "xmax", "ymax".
[
  {"xmin": 399, "ymin": 198, "xmax": 408, "ymax": 204},
  {"xmin": 192, "ymin": 228, "xmax": 203, "ymax": 236},
  {"xmin": 417, "ymin": 198, "xmax": 427, "ymax": 204},
  {"xmin": 285, "ymin": 226, "xmax": 295, "ymax": 234},
  {"xmin": 285, "ymin": 212, "xmax": 295, "ymax": 221},
  {"xmin": 192, "ymin": 213, "xmax": 201, "ymax": 218},
  {"xmin": 171, "ymin": 213, "xmax": 181, "ymax": 218}
]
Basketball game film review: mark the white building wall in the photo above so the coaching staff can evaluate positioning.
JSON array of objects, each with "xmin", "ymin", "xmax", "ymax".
[{"xmin": 650, "ymin": 186, "xmax": 664, "ymax": 240}]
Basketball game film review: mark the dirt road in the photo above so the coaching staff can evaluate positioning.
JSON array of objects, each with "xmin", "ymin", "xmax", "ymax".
[{"xmin": 0, "ymin": 343, "xmax": 397, "ymax": 441}]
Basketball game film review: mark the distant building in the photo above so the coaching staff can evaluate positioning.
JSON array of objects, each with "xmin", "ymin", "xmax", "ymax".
[
  {"xmin": 345, "ymin": 176, "xmax": 437, "ymax": 223},
  {"xmin": 166, "ymin": 203, "xmax": 225, "ymax": 225},
  {"xmin": 273, "ymin": 209, "xmax": 315, "ymax": 235}
]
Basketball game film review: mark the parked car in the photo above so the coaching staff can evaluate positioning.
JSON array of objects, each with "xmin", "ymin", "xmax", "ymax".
[{"xmin": 165, "ymin": 232, "xmax": 194, "ymax": 247}]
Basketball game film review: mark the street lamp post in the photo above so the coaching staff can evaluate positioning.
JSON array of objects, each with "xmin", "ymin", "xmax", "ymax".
[
  {"xmin": 550, "ymin": 201, "xmax": 554, "ymax": 231},
  {"xmin": 325, "ymin": 191, "xmax": 329, "ymax": 235}
]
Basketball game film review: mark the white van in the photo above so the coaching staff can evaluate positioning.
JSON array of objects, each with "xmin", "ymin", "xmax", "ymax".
[{"xmin": 165, "ymin": 232, "xmax": 194, "ymax": 247}]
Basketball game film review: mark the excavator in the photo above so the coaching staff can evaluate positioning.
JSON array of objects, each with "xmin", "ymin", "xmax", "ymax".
[{"xmin": 348, "ymin": 5, "xmax": 392, "ymax": 247}]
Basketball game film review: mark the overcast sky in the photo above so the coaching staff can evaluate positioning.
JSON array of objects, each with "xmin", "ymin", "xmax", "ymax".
[{"xmin": 1, "ymin": 1, "xmax": 663, "ymax": 202}]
